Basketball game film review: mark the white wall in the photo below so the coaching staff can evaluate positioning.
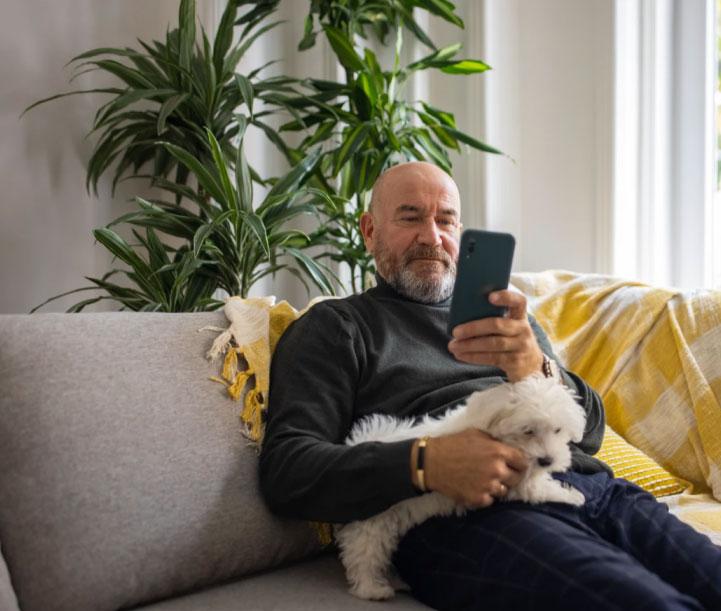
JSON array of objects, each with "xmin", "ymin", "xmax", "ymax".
[
  {"xmin": 0, "ymin": 0, "xmax": 209, "ymax": 313},
  {"xmin": 401, "ymin": 0, "xmax": 614, "ymax": 275},
  {"xmin": 475, "ymin": 0, "xmax": 614, "ymax": 274},
  {"xmin": 0, "ymin": 0, "xmax": 615, "ymax": 312}
]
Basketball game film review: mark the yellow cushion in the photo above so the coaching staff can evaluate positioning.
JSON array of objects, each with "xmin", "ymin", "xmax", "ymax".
[{"xmin": 597, "ymin": 427, "xmax": 688, "ymax": 497}]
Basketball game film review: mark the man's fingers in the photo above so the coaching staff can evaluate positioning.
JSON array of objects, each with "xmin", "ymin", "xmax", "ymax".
[
  {"xmin": 489, "ymin": 289, "xmax": 528, "ymax": 320},
  {"xmin": 451, "ymin": 316, "xmax": 525, "ymax": 341}
]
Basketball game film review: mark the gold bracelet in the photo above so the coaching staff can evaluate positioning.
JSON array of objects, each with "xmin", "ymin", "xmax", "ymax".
[{"xmin": 416, "ymin": 436, "xmax": 430, "ymax": 492}]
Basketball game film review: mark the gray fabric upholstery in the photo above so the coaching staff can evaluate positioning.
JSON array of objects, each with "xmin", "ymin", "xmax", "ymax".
[
  {"xmin": 132, "ymin": 553, "xmax": 427, "ymax": 610},
  {"xmin": 0, "ymin": 542, "xmax": 20, "ymax": 611},
  {"xmin": 0, "ymin": 313, "xmax": 321, "ymax": 611}
]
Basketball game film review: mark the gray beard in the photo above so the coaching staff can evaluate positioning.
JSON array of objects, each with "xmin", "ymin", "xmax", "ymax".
[{"xmin": 387, "ymin": 265, "xmax": 455, "ymax": 304}]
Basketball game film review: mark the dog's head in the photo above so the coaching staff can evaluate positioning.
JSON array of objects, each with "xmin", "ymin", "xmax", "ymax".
[{"xmin": 465, "ymin": 375, "xmax": 586, "ymax": 472}]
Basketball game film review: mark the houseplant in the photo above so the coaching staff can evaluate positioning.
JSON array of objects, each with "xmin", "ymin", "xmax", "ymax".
[
  {"xmin": 28, "ymin": 0, "xmax": 337, "ymax": 311},
  {"xmin": 32, "ymin": 122, "xmax": 336, "ymax": 311},
  {"xmin": 282, "ymin": 0, "xmax": 501, "ymax": 292},
  {"xmin": 28, "ymin": 0, "xmax": 499, "ymax": 310}
]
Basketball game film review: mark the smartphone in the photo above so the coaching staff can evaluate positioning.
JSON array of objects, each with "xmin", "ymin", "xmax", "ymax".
[{"xmin": 447, "ymin": 229, "xmax": 516, "ymax": 335}]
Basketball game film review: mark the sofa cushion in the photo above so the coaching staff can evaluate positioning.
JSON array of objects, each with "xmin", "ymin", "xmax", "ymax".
[
  {"xmin": 0, "ymin": 312, "xmax": 321, "ymax": 611},
  {"xmin": 131, "ymin": 553, "xmax": 428, "ymax": 610}
]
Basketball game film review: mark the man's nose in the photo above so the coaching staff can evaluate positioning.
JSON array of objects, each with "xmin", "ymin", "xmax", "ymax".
[{"xmin": 418, "ymin": 218, "xmax": 442, "ymax": 245}]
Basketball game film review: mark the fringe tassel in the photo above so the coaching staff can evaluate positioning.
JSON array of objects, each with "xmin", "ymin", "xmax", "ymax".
[
  {"xmin": 222, "ymin": 348, "xmax": 240, "ymax": 382},
  {"xmin": 241, "ymin": 388, "xmax": 264, "ymax": 443},
  {"xmin": 309, "ymin": 522, "xmax": 333, "ymax": 548},
  {"xmin": 228, "ymin": 370, "xmax": 252, "ymax": 402},
  {"xmin": 203, "ymin": 326, "xmax": 233, "ymax": 361}
]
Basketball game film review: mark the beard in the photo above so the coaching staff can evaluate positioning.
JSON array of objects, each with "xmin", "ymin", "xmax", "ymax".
[{"xmin": 373, "ymin": 238, "xmax": 457, "ymax": 304}]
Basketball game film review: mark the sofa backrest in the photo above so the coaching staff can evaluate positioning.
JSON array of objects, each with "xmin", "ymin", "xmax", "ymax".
[{"xmin": 0, "ymin": 312, "xmax": 321, "ymax": 611}]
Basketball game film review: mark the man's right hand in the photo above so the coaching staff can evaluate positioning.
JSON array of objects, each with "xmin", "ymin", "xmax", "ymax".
[{"xmin": 415, "ymin": 429, "xmax": 529, "ymax": 507}]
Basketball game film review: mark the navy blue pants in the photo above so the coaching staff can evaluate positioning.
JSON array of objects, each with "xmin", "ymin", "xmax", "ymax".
[{"xmin": 392, "ymin": 473, "xmax": 721, "ymax": 610}]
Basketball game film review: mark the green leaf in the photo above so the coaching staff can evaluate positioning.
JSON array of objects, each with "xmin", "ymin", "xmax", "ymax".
[
  {"xmin": 284, "ymin": 247, "xmax": 335, "ymax": 295},
  {"xmin": 93, "ymin": 89, "xmax": 177, "ymax": 130},
  {"xmin": 93, "ymin": 227, "xmax": 162, "ymax": 298},
  {"xmin": 421, "ymin": 102, "xmax": 456, "ymax": 127},
  {"xmin": 235, "ymin": 121, "xmax": 253, "ymax": 213},
  {"xmin": 266, "ymin": 147, "xmax": 322, "ymax": 201},
  {"xmin": 407, "ymin": 42, "xmax": 462, "ymax": 72},
  {"xmin": 439, "ymin": 59, "xmax": 491, "ymax": 74},
  {"xmin": 156, "ymin": 92, "xmax": 190, "ymax": 134},
  {"xmin": 161, "ymin": 141, "xmax": 226, "ymax": 203},
  {"xmin": 21, "ymin": 89, "xmax": 124, "ymax": 118},
  {"xmin": 213, "ymin": 1, "xmax": 237, "ymax": 76},
  {"xmin": 414, "ymin": 0, "xmax": 464, "ymax": 28},
  {"xmin": 205, "ymin": 128, "xmax": 238, "ymax": 213},
  {"xmin": 241, "ymin": 211, "xmax": 270, "ymax": 259},
  {"xmin": 323, "ymin": 25, "xmax": 365, "ymax": 72},
  {"xmin": 356, "ymin": 72, "xmax": 378, "ymax": 106},
  {"xmin": 412, "ymin": 128, "xmax": 451, "ymax": 171},
  {"xmin": 178, "ymin": 0, "xmax": 196, "ymax": 74},
  {"xmin": 90, "ymin": 60, "xmax": 156, "ymax": 89},
  {"xmin": 333, "ymin": 122, "xmax": 372, "ymax": 176},
  {"xmin": 441, "ymin": 127, "xmax": 504, "ymax": 155},
  {"xmin": 192, "ymin": 209, "xmax": 231, "ymax": 257},
  {"xmin": 236, "ymin": 74, "xmax": 255, "ymax": 118}
]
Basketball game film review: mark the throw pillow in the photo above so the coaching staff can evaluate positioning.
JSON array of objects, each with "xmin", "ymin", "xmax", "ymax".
[{"xmin": 597, "ymin": 426, "xmax": 688, "ymax": 497}]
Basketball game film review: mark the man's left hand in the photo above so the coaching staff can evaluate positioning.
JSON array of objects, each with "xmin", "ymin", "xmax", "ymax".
[{"xmin": 448, "ymin": 290, "xmax": 544, "ymax": 381}]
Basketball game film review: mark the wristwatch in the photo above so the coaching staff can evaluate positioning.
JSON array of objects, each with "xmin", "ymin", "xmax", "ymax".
[{"xmin": 542, "ymin": 353, "xmax": 563, "ymax": 384}]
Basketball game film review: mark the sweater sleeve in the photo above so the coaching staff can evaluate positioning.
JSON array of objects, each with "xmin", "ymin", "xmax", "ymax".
[
  {"xmin": 258, "ymin": 304, "xmax": 419, "ymax": 524},
  {"xmin": 528, "ymin": 315, "xmax": 611, "ymax": 475}
]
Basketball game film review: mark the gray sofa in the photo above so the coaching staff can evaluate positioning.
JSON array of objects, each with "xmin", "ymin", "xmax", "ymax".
[{"xmin": 0, "ymin": 312, "xmax": 426, "ymax": 611}]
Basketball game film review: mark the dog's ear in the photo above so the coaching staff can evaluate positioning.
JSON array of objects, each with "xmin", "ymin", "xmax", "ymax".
[
  {"xmin": 567, "ymin": 403, "xmax": 587, "ymax": 443},
  {"xmin": 465, "ymin": 386, "xmax": 517, "ymax": 433}
]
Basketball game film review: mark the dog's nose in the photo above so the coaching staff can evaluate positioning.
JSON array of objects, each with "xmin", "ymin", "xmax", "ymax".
[{"xmin": 537, "ymin": 457, "xmax": 553, "ymax": 468}]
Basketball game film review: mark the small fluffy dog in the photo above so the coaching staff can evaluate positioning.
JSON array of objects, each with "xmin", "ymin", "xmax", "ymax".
[{"xmin": 335, "ymin": 374, "xmax": 587, "ymax": 600}]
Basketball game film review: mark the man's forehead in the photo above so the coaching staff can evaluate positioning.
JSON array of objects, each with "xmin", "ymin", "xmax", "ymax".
[
  {"xmin": 392, "ymin": 203, "xmax": 459, "ymax": 216},
  {"xmin": 370, "ymin": 161, "xmax": 461, "ymax": 215}
]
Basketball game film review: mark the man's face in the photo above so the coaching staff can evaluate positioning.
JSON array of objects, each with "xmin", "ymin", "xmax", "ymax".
[{"xmin": 361, "ymin": 162, "xmax": 462, "ymax": 303}]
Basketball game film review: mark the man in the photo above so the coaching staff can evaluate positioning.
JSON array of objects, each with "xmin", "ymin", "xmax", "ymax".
[{"xmin": 259, "ymin": 161, "xmax": 721, "ymax": 610}]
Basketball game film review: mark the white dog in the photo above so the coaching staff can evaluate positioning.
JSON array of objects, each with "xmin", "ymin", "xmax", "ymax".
[{"xmin": 334, "ymin": 374, "xmax": 587, "ymax": 600}]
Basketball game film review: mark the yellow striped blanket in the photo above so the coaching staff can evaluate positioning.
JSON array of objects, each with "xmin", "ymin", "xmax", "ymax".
[{"xmin": 511, "ymin": 270, "xmax": 721, "ymax": 500}]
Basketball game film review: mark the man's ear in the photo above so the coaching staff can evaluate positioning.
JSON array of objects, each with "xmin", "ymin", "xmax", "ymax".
[{"xmin": 360, "ymin": 211, "xmax": 375, "ymax": 253}]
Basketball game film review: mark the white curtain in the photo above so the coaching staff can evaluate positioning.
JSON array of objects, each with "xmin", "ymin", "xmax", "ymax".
[{"xmin": 612, "ymin": 0, "xmax": 715, "ymax": 288}]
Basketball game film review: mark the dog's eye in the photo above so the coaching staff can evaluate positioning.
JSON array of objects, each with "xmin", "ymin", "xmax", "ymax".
[
  {"xmin": 523, "ymin": 429, "xmax": 534, "ymax": 436},
  {"xmin": 554, "ymin": 428, "xmax": 562, "ymax": 434}
]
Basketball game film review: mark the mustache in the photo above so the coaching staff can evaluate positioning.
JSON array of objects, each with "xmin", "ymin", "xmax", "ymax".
[{"xmin": 403, "ymin": 244, "xmax": 454, "ymax": 267}]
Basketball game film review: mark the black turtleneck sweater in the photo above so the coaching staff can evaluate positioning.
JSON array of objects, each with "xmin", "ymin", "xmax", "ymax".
[{"xmin": 259, "ymin": 276, "xmax": 610, "ymax": 524}]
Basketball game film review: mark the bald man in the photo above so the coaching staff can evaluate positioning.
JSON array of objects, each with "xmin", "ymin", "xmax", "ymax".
[{"xmin": 260, "ymin": 162, "xmax": 721, "ymax": 610}]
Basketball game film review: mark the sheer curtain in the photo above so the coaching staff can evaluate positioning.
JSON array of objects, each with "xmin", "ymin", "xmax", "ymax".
[{"xmin": 612, "ymin": 0, "xmax": 715, "ymax": 288}]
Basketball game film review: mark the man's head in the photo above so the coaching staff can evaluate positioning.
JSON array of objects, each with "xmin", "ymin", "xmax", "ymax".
[{"xmin": 360, "ymin": 161, "xmax": 462, "ymax": 303}]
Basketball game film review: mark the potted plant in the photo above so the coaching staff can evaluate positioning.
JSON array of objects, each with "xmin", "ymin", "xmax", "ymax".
[
  {"xmin": 28, "ymin": 0, "xmax": 499, "ymax": 310},
  {"xmin": 28, "ymin": 0, "xmax": 337, "ymax": 311}
]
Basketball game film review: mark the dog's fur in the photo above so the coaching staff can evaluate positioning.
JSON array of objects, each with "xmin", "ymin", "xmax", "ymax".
[{"xmin": 334, "ymin": 374, "xmax": 587, "ymax": 600}]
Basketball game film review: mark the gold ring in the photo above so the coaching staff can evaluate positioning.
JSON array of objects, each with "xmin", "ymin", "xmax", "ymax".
[{"xmin": 499, "ymin": 483, "xmax": 507, "ymax": 496}]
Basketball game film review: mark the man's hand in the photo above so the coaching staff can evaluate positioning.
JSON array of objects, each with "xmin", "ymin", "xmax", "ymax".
[
  {"xmin": 448, "ymin": 290, "xmax": 544, "ymax": 381},
  {"xmin": 415, "ymin": 430, "xmax": 529, "ymax": 507}
]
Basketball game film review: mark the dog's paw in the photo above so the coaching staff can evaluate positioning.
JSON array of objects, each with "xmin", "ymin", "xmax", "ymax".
[
  {"xmin": 350, "ymin": 581, "xmax": 396, "ymax": 600},
  {"xmin": 564, "ymin": 486, "xmax": 586, "ymax": 506}
]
